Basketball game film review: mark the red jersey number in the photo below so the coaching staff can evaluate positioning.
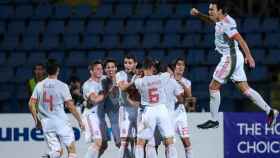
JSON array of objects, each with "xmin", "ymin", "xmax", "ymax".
[
  {"xmin": 43, "ymin": 91, "xmax": 53, "ymax": 111},
  {"xmin": 148, "ymin": 88, "xmax": 159, "ymax": 104}
]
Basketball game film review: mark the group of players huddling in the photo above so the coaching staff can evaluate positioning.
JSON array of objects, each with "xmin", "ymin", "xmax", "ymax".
[{"xmin": 28, "ymin": 1, "xmax": 279, "ymax": 158}]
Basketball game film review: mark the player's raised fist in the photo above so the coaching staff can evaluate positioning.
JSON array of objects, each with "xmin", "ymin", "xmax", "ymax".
[{"xmin": 190, "ymin": 8, "xmax": 199, "ymax": 16}]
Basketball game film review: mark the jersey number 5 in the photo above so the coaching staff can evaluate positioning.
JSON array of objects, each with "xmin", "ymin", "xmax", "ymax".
[
  {"xmin": 148, "ymin": 88, "xmax": 159, "ymax": 103},
  {"xmin": 43, "ymin": 91, "xmax": 53, "ymax": 111}
]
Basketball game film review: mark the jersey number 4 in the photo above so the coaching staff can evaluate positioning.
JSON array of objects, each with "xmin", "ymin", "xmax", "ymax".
[
  {"xmin": 148, "ymin": 88, "xmax": 159, "ymax": 103},
  {"xmin": 43, "ymin": 91, "xmax": 53, "ymax": 111}
]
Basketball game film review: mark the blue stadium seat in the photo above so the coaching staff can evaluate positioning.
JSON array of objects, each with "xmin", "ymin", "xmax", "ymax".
[
  {"xmin": 66, "ymin": 52, "xmax": 87, "ymax": 66},
  {"xmin": 21, "ymin": 36, "xmax": 39, "ymax": 50},
  {"xmin": 82, "ymin": 35, "xmax": 100, "ymax": 49},
  {"xmin": 7, "ymin": 52, "xmax": 27, "ymax": 67},
  {"xmin": 14, "ymin": 66, "xmax": 32, "ymax": 83},
  {"xmin": 34, "ymin": 5, "xmax": 52, "ymax": 19},
  {"xmin": 135, "ymin": 4, "xmax": 153, "ymax": 18},
  {"xmin": 25, "ymin": 21, "xmax": 45, "ymax": 35},
  {"xmin": 265, "ymin": 49, "xmax": 280, "ymax": 65},
  {"xmin": 88, "ymin": 50, "xmax": 106, "ymax": 62},
  {"xmin": 85, "ymin": 20, "xmax": 104, "ymax": 34},
  {"xmin": 147, "ymin": 50, "xmax": 165, "ymax": 61},
  {"xmin": 192, "ymin": 83, "xmax": 209, "ymax": 100},
  {"xmin": 142, "ymin": 34, "xmax": 160, "ymax": 48},
  {"xmin": 0, "ymin": 21, "xmax": 5, "ymax": 35},
  {"xmin": 247, "ymin": 66, "xmax": 268, "ymax": 81},
  {"xmin": 189, "ymin": 67, "xmax": 210, "ymax": 83},
  {"xmin": 203, "ymin": 24, "xmax": 214, "ymax": 33},
  {"xmin": 175, "ymin": 4, "xmax": 192, "ymax": 17},
  {"xmin": 40, "ymin": 35, "xmax": 60, "ymax": 50},
  {"xmin": 182, "ymin": 34, "xmax": 200, "ymax": 48},
  {"xmin": 151, "ymin": 4, "xmax": 173, "ymax": 18},
  {"xmin": 182, "ymin": 20, "xmax": 202, "ymax": 33},
  {"xmin": 94, "ymin": 5, "xmax": 112, "ymax": 18},
  {"xmin": 64, "ymin": 35, "xmax": 81, "ymax": 49},
  {"xmin": 164, "ymin": 49, "xmax": 186, "ymax": 64},
  {"xmin": 261, "ymin": 18, "xmax": 279, "ymax": 32},
  {"xmin": 26, "ymin": 52, "xmax": 46, "ymax": 66},
  {"xmin": 1, "ymin": 35, "xmax": 19, "ymax": 50},
  {"xmin": 197, "ymin": 3, "xmax": 209, "ymax": 13},
  {"xmin": 252, "ymin": 49, "xmax": 266, "ymax": 64},
  {"xmin": 101, "ymin": 35, "xmax": 120, "ymax": 49},
  {"xmin": 201, "ymin": 33, "xmax": 214, "ymax": 48},
  {"xmin": 242, "ymin": 17, "xmax": 261, "ymax": 33},
  {"xmin": 15, "ymin": 5, "xmax": 33, "ymax": 19},
  {"xmin": 164, "ymin": 19, "xmax": 181, "ymax": 33},
  {"xmin": 245, "ymin": 34, "xmax": 263, "ymax": 48},
  {"xmin": 104, "ymin": 20, "xmax": 124, "ymax": 34},
  {"xmin": 264, "ymin": 33, "xmax": 280, "ymax": 48},
  {"xmin": 48, "ymin": 51, "xmax": 65, "ymax": 64},
  {"xmin": 128, "ymin": 50, "xmax": 145, "ymax": 62},
  {"xmin": 8, "ymin": 21, "xmax": 26, "ymax": 35},
  {"xmin": 0, "ymin": 53, "xmax": 6, "ymax": 66},
  {"xmin": 46, "ymin": 20, "xmax": 65, "ymax": 34},
  {"xmin": 0, "ymin": 84, "xmax": 14, "ymax": 101},
  {"xmin": 15, "ymin": 84, "xmax": 29, "ymax": 100},
  {"xmin": 0, "ymin": 5, "xmax": 14, "ymax": 19},
  {"xmin": 144, "ymin": 20, "xmax": 163, "ymax": 33},
  {"xmin": 126, "ymin": 20, "xmax": 143, "ymax": 34},
  {"xmin": 54, "ymin": 4, "xmax": 71, "ymax": 19},
  {"xmin": 162, "ymin": 34, "xmax": 180, "ymax": 48},
  {"xmin": 65, "ymin": 20, "xmax": 84, "ymax": 34},
  {"xmin": 115, "ymin": 4, "xmax": 132, "ymax": 18},
  {"xmin": 73, "ymin": 4, "xmax": 92, "ymax": 18},
  {"xmin": 0, "ymin": 67, "xmax": 13, "ymax": 83},
  {"xmin": 107, "ymin": 50, "xmax": 125, "ymax": 64},
  {"xmin": 76, "ymin": 68, "xmax": 89, "ymax": 81},
  {"xmin": 207, "ymin": 51, "xmax": 221, "ymax": 65},
  {"xmin": 122, "ymin": 35, "xmax": 141, "ymax": 49},
  {"xmin": 186, "ymin": 49, "xmax": 205, "ymax": 65}
]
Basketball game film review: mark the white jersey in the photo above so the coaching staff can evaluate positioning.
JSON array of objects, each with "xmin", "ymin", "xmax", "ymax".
[
  {"xmin": 82, "ymin": 78, "xmax": 104, "ymax": 115},
  {"xmin": 116, "ymin": 70, "xmax": 135, "ymax": 106},
  {"xmin": 134, "ymin": 73, "xmax": 171, "ymax": 106},
  {"xmin": 31, "ymin": 78, "xmax": 72, "ymax": 121},
  {"xmin": 215, "ymin": 15, "xmax": 240, "ymax": 55},
  {"xmin": 164, "ymin": 77, "xmax": 184, "ymax": 111}
]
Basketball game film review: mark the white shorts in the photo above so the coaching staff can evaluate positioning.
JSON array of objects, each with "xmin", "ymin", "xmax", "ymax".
[
  {"xmin": 172, "ymin": 104, "xmax": 189, "ymax": 138},
  {"xmin": 213, "ymin": 51, "xmax": 247, "ymax": 84},
  {"xmin": 107, "ymin": 109, "xmax": 121, "ymax": 145},
  {"xmin": 119, "ymin": 106, "xmax": 138, "ymax": 138},
  {"xmin": 41, "ymin": 119, "xmax": 75, "ymax": 152},
  {"xmin": 83, "ymin": 110, "xmax": 108, "ymax": 143},
  {"xmin": 137, "ymin": 104, "xmax": 174, "ymax": 140}
]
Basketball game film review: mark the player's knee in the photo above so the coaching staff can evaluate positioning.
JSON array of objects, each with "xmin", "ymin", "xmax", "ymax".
[
  {"xmin": 163, "ymin": 137, "xmax": 174, "ymax": 146},
  {"xmin": 93, "ymin": 139, "xmax": 103, "ymax": 150},
  {"xmin": 136, "ymin": 138, "xmax": 146, "ymax": 146},
  {"xmin": 182, "ymin": 137, "xmax": 191, "ymax": 148},
  {"xmin": 66, "ymin": 142, "xmax": 76, "ymax": 155}
]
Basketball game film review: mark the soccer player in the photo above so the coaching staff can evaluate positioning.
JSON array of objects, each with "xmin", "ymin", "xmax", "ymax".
[
  {"xmin": 102, "ymin": 59, "xmax": 121, "ymax": 147},
  {"xmin": 116, "ymin": 54, "xmax": 139, "ymax": 158},
  {"xmin": 28, "ymin": 59, "xmax": 84, "ymax": 158},
  {"xmin": 82, "ymin": 61, "xmax": 108, "ymax": 158},
  {"xmin": 190, "ymin": 0, "xmax": 278, "ymax": 129},
  {"xmin": 134, "ymin": 58, "xmax": 177, "ymax": 158}
]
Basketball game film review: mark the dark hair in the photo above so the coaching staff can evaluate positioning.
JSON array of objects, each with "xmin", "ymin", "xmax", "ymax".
[
  {"xmin": 88, "ymin": 60, "xmax": 103, "ymax": 71},
  {"xmin": 209, "ymin": 0, "xmax": 230, "ymax": 14},
  {"xmin": 104, "ymin": 58, "xmax": 117, "ymax": 67},
  {"xmin": 142, "ymin": 58, "xmax": 156, "ymax": 70},
  {"xmin": 124, "ymin": 54, "xmax": 137, "ymax": 62},
  {"xmin": 173, "ymin": 57, "xmax": 186, "ymax": 67},
  {"xmin": 46, "ymin": 59, "xmax": 59, "ymax": 75}
]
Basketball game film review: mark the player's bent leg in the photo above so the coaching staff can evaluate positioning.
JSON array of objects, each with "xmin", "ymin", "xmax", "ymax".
[
  {"xmin": 236, "ymin": 81, "xmax": 279, "ymax": 128},
  {"xmin": 164, "ymin": 137, "xmax": 177, "ymax": 158},
  {"xmin": 66, "ymin": 142, "xmax": 77, "ymax": 158},
  {"xmin": 84, "ymin": 139, "xmax": 102, "ymax": 158},
  {"xmin": 135, "ymin": 138, "xmax": 145, "ymax": 158},
  {"xmin": 98, "ymin": 140, "xmax": 108, "ymax": 157},
  {"xmin": 181, "ymin": 137, "xmax": 192, "ymax": 158}
]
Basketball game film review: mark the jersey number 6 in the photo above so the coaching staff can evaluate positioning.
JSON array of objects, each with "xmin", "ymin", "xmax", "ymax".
[{"xmin": 148, "ymin": 88, "xmax": 159, "ymax": 104}]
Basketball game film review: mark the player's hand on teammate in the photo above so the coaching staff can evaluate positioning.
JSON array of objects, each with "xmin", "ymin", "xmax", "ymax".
[
  {"xmin": 245, "ymin": 55, "xmax": 256, "ymax": 68},
  {"xmin": 79, "ymin": 121, "xmax": 85, "ymax": 131},
  {"xmin": 190, "ymin": 8, "xmax": 200, "ymax": 16}
]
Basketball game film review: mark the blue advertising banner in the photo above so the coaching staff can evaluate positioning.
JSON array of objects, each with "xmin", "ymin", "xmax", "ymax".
[{"xmin": 224, "ymin": 112, "xmax": 280, "ymax": 158}]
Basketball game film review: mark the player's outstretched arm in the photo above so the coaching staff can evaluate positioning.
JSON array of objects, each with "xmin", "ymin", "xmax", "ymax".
[
  {"xmin": 190, "ymin": 8, "xmax": 215, "ymax": 24},
  {"xmin": 65, "ymin": 100, "xmax": 85, "ymax": 130},
  {"xmin": 231, "ymin": 33, "xmax": 256, "ymax": 68}
]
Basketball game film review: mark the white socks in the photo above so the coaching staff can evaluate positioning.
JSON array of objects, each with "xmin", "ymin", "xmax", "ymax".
[
  {"xmin": 185, "ymin": 147, "xmax": 192, "ymax": 158},
  {"xmin": 135, "ymin": 145, "xmax": 144, "ymax": 158},
  {"xmin": 49, "ymin": 151, "xmax": 61, "ymax": 158},
  {"xmin": 146, "ymin": 145, "xmax": 158, "ymax": 158},
  {"xmin": 165, "ymin": 144, "xmax": 178, "ymax": 158},
  {"xmin": 68, "ymin": 153, "xmax": 77, "ymax": 158},
  {"xmin": 209, "ymin": 90, "xmax": 221, "ymax": 121},
  {"xmin": 244, "ymin": 88, "xmax": 271, "ymax": 114},
  {"xmin": 84, "ymin": 145, "xmax": 99, "ymax": 158}
]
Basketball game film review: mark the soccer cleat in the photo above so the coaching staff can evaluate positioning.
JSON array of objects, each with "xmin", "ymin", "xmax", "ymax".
[
  {"xmin": 267, "ymin": 109, "xmax": 279, "ymax": 128},
  {"xmin": 197, "ymin": 120, "xmax": 219, "ymax": 129},
  {"xmin": 41, "ymin": 154, "xmax": 50, "ymax": 158}
]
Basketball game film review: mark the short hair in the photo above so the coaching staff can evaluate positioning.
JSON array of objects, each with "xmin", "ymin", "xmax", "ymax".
[
  {"xmin": 46, "ymin": 59, "xmax": 59, "ymax": 75},
  {"xmin": 173, "ymin": 57, "xmax": 186, "ymax": 67},
  {"xmin": 209, "ymin": 0, "xmax": 230, "ymax": 14},
  {"xmin": 88, "ymin": 60, "xmax": 103, "ymax": 71},
  {"xmin": 104, "ymin": 58, "xmax": 117, "ymax": 67},
  {"xmin": 142, "ymin": 58, "xmax": 156, "ymax": 70},
  {"xmin": 124, "ymin": 54, "xmax": 137, "ymax": 62}
]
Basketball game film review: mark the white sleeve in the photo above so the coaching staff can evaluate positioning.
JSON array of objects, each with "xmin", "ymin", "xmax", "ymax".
[
  {"xmin": 116, "ymin": 72, "xmax": 127, "ymax": 84},
  {"xmin": 182, "ymin": 78, "xmax": 191, "ymax": 88},
  {"xmin": 224, "ymin": 22, "xmax": 239, "ymax": 39},
  {"xmin": 134, "ymin": 78, "xmax": 142, "ymax": 91},
  {"xmin": 173, "ymin": 80, "xmax": 184, "ymax": 96},
  {"xmin": 62, "ymin": 84, "xmax": 72, "ymax": 101},
  {"xmin": 160, "ymin": 72, "xmax": 171, "ymax": 80}
]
